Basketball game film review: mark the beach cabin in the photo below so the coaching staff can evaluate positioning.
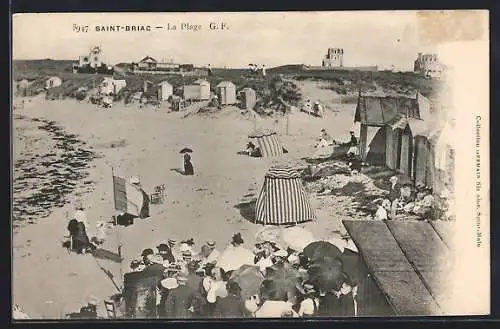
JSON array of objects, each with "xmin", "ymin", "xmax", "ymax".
[
  {"xmin": 240, "ymin": 87, "xmax": 257, "ymax": 110},
  {"xmin": 45, "ymin": 76, "xmax": 62, "ymax": 89},
  {"xmin": 183, "ymin": 79, "xmax": 210, "ymax": 101},
  {"xmin": 216, "ymin": 81, "xmax": 236, "ymax": 105},
  {"xmin": 99, "ymin": 78, "xmax": 127, "ymax": 95},
  {"xmin": 157, "ymin": 81, "xmax": 173, "ymax": 101},
  {"xmin": 354, "ymin": 93, "xmax": 426, "ymax": 173}
]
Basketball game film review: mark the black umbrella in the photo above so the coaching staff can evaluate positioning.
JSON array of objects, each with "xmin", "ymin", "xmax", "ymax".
[
  {"xmin": 303, "ymin": 241, "xmax": 342, "ymax": 263},
  {"xmin": 179, "ymin": 148, "xmax": 193, "ymax": 154}
]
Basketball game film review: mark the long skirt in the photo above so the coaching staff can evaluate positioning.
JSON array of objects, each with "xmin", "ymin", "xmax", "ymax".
[{"xmin": 184, "ymin": 162, "xmax": 194, "ymax": 175}]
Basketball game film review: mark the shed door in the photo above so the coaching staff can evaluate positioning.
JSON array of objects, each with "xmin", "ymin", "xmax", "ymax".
[
  {"xmin": 399, "ymin": 130, "xmax": 412, "ymax": 175},
  {"xmin": 220, "ymin": 87, "xmax": 227, "ymax": 104}
]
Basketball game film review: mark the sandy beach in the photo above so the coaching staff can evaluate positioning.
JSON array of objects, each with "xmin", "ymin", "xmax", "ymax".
[{"xmin": 12, "ymin": 81, "xmax": 378, "ymax": 318}]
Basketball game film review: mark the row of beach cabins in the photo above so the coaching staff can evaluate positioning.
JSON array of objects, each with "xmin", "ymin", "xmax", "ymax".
[{"xmin": 16, "ymin": 76, "xmax": 258, "ymax": 111}]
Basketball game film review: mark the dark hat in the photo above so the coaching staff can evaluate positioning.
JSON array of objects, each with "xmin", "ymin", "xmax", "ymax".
[
  {"xmin": 321, "ymin": 128, "xmax": 326, "ymax": 132},
  {"xmin": 232, "ymin": 233, "xmax": 244, "ymax": 245},
  {"xmin": 207, "ymin": 240, "xmax": 216, "ymax": 247},
  {"xmin": 182, "ymin": 238, "xmax": 195, "ymax": 246},
  {"xmin": 141, "ymin": 248, "xmax": 154, "ymax": 257},
  {"xmin": 157, "ymin": 243, "xmax": 170, "ymax": 252}
]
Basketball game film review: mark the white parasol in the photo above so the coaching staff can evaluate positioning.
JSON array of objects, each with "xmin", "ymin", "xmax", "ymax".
[
  {"xmin": 280, "ymin": 226, "xmax": 316, "ymax": 251},
  {"xmin": 217, "ymin": 246, "xmax": 255, "ymax": 272}
]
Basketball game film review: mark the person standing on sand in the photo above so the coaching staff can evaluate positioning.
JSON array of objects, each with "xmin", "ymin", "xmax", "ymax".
[
  {"xmin": 184, "ymin": 153, "xmax": 194, "ymax": 176},
  {"xmin": 388, "ymin": 176, "xmax": 401, "ymax": 220}
]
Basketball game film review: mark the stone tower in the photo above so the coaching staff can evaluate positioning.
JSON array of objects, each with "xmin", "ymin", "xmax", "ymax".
[{"xmin": 322, "ymin": 48, "xmax": 344, "ymax": 67}]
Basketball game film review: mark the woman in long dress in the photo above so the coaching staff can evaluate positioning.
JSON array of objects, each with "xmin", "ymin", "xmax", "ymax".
[{"xmin": 184, "ymin": 153, "xmax": 194, "ymax": 175}]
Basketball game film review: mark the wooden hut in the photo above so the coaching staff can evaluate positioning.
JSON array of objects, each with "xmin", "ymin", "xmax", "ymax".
[
  {"xmin": 158, "ymin": 81, "xmax": 173, "ymax": 101},
  {"xmin": 183, "ymin": 79, "xmax": 210, "ymax": 101},
  {"xmin": 240, "ymin": 87, "xmax": 257, "ymax": 109},
  {"xmin": 216, "ymin": 81, "xmax": 236, "ymax": 105}
]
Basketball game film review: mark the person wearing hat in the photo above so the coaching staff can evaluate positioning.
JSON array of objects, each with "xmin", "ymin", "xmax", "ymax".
[
  {"xmin": 204, "ymin": 241, "xmax": 220, "ymax": 265},
  {"xmin": 141, "ymin": 248, "xmax": 154, "ymax": 264},
  {"xmin": 158, "ymin": 277, "xmax": 179, "ymax": 317},
  {"xmin": 143, "ymin": 254, "xmax": 167, "ymax": 277},
  {"xmin": 313, "ymin": 101, "xmax": 323, "ymax": 117},
  {"xmin": 388, "ymin": 176, "xmax": 401, "ymax": 220},
  {"xmin": 373, "ymin": 199, "xmax": 389, "ymax": 221},
  {"xmin": 317, "ymin": 272, "xmax": 356, "ymax": 317},
  {"xmin": 73, "ymin": 201, "xmax": 89, "ymax": 231},
  {"xmin": 164, "ymin": 273, "xmax": 198, "ymax": 318},
  {"xmin": 298, "ymin": 283, "xmax": 319, "ymax": 317},
  {"xmin": 157, "ymin": 243, "xmax": 176, "ymax": 264},
  {"xmin": 213, "ymin": 281, "xmax": 249, "ymax": 318},
  {"xmin": 78, "ymin": 296, "xmax": 99, "ymax": 319}
]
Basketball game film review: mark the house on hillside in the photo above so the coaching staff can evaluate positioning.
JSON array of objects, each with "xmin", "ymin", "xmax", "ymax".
[
  {"xmin": 414, "ymin": 53, "xmax": 445, "ymax": 79},
  {"xmin": 45, "ymin": 76, "xmax": 62, "ymax": 89},
  {"xmin": 157, "ymin": 81, "xmax": 173, "ymax": 101},
  {"xmin": 216, "ymin": 81, "xmax": 236, "ymax": 105},
  {"xmin": 137, "ymin": 56, "xmax": 158, "ymax": 70},
  {"xmin": 354, "ymin": 92, "xmax": 431, "ymax": 177}
]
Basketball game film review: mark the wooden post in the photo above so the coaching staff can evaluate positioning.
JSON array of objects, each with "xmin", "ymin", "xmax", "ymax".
[{"xmin": 111, "ymin": 167, "xmax": 123, "ymax": 292}]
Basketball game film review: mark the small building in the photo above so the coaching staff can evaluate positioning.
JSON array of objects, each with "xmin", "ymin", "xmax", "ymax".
[
  {"xmin": 414, "ymin": 53, "xmax": 445, "ymax": 79},
  {"xmin": 157, "ymin": 81, "xmax": 173, "ymax": 101},
  {"xmin": 216, "ymin": 81, "xmax": 236, "ymax": 105},
  {"xmin": 240, "ymin": 87, "xmax": 257, "ymax": 110},
  {"xmin": 354, "ymin": 92, "xmax": 427, "ymax": 175},
  {"xmin": 137, "ymin": 56, "xmax": 157, "ymax": 70},
  {"xmin": 322, "ymin": 48, "xmax": 344, "ymax": 67},
  {"xmin": 45, "ymin": 76, "xmax": 62, "ymax": 89},
  {"xmin": 99, "ymin": 78, "xmax": 127, "ymax": 95},
  {"xmin": 183, "ymin": 79, "xmax": 210, "ymax": 101}
]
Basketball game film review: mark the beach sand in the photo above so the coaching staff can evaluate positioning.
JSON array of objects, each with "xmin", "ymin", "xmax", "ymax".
[{"xmin": 12, "ymin": 81, "xmax": 363, "ymax": 318}]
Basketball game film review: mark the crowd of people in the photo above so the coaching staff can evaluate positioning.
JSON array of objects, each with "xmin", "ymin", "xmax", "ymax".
[
  {"xmin": 124, "ymin": 231, "xmax": 363, "ymax": 318},
  {"xmin": 372, "ymin": 175, "xmax": 453, "ymax": 221}
]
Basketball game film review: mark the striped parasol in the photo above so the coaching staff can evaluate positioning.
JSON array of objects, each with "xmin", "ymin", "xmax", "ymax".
[{"xmin": 255, "ymin": 165, "xmax": 316, "ymax": 225}]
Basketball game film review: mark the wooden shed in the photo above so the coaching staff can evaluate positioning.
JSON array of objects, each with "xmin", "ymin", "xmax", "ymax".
[
  {"xmin": 183, "ymin": 79, "xmax": 210, "ymax": 101},
  {"xmin": 240, "ymin": 87, "xmax": 257, "ymax": 110},
  {"xmin": 216, "ymin": 81, "xmax": 236, "ymax": 105},
  {"xmin": 158, "ymin": 81, "xmax": 173, "ymax": 101}
]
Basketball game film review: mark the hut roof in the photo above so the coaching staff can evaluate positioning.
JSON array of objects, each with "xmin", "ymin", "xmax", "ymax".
[
  {"xmin": 158, "ymin": 80, "xmax": 172, "ymax": 86},
  {"xmin": 248, "ymin": 128, "xmax": 277, "ymax": 138},
  {"xmin": 216, "ymin": 81, "xmax": 235, "ymax": 88},
  {"xmin": 139, "ymin": 56, "xmax": 157, "ymax": 63},
  {"xmin": 265, "ymin": 165, "xmax": 301, "ymax": 179},
  {"xmin": 355, "ymin": 95, "xmax": 421, "ymax": 126},
  {"xmin": 342, "ymin": 220, "xmax": 453, "ymax": 316}
]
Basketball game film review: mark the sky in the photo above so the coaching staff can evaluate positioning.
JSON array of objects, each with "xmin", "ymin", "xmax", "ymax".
[{"xmin": 13, "ymin": 11, "xmax": 443, "ymax": 71}]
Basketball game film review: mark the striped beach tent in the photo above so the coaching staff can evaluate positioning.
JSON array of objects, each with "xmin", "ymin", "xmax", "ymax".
[
  {"xmin": 255, "ymin": 165, "xmax": 315, "ymax": 225},
  {"xmin": 248, "ymin": 128, "xmax": 287, "ymax": 158}
]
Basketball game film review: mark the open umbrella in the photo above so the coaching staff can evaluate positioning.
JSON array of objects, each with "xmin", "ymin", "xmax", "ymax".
[
  {"xmin": 261, "ymin": 262, "xmax": 303, "ymax": 302},
  {"xmin": 280, "ymin": 226, "xmax": 316, "ymax": 251},
  {"xmin": 307, "ymin": 258, "xmax": 344, "ymax": 292},
  {"xmin": 303, "ymin": 241, "xmax": 342, "ymax": 263},
  {"xmin": 229, "ymin": 265, "xmax": 264, "ymax": 301},
  {"xmin": 179, "ymin": 148, "xmax": 193, "ymax": 154},
  {"xmin": 217, "ymin": 246, "xmax": 255, "ymax": 272}
]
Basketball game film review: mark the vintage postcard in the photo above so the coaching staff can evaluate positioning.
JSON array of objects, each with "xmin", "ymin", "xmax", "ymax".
[{"xmin": 11, "ymin": 11, "xmax": 489, "ymax": 319}]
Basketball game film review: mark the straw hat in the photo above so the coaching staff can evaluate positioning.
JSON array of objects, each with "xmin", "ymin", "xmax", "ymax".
[
  {"xmin": 274, "ymin": 249, "xmax": 288, "ymax": 258},
  {"xmin": 160, "ymin": 278, "xmax": 179, "ymax": 290},
  {"xmin": 147, "ymin": 254, "xmax": 164, "ymax": 264},
  {"xmin": 207, "ymin": 240, "xmax": 216, "ymax": 248},
  {"xmin": 168, "ymin": 239, "xmax": 176, "ymax": 246},
  {"xmin": 179, "ymin": 243, "xmax": 191, "ymax": 253},
  {"xmin": 389, "ymin": 176, "xmax": 398, "ymax": 182}
]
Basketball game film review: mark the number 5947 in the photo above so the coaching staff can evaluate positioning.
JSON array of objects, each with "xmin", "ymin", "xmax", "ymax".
[{"xmin": 73, "ymin": 24, "xmax": 89, "ymax": 33}]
